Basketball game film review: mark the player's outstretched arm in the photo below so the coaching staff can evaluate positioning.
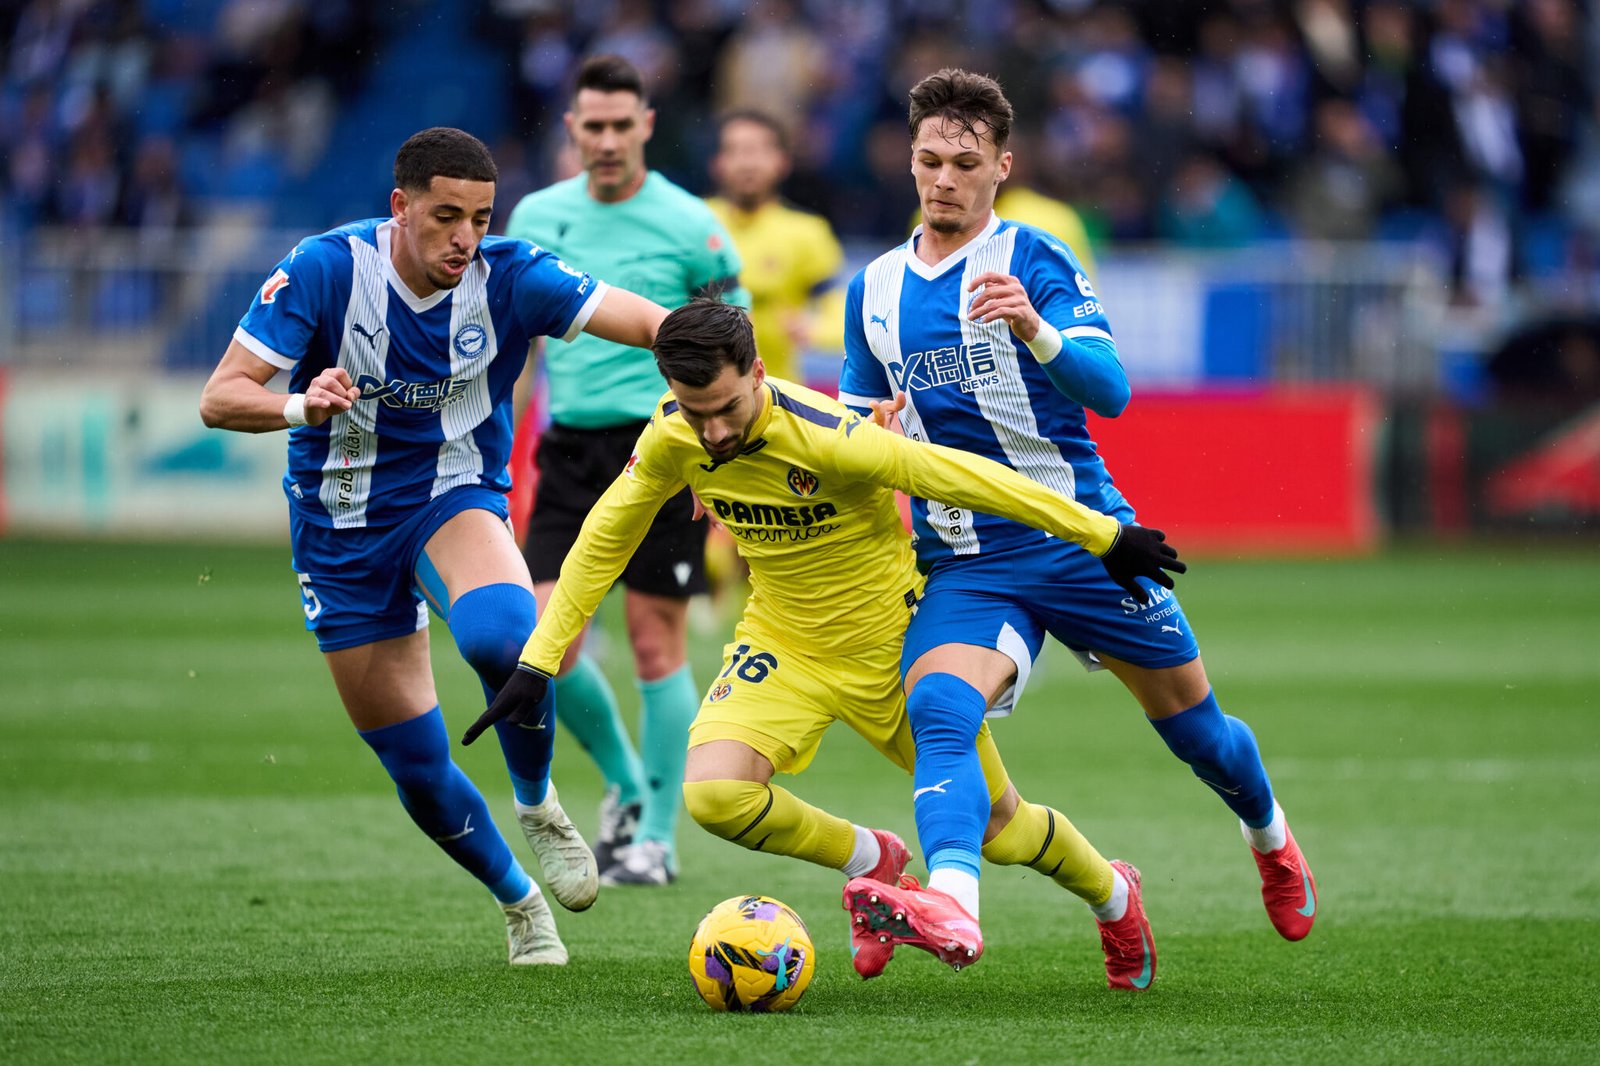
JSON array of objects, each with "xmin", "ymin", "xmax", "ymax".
[
  {"xmin": 200, "ymin": 339, "xmax": 359, "ymax": 432},
  {"xmin": 582, "ymin": 287, "xmax": 669, "ymax": 351},
  {"xmin": 835, "ymin": 421, "xmax": 1185, "ymax": 600},
  {"xmin": 463, "ymin": 465, "xmax": 679, "ymax": 745}
]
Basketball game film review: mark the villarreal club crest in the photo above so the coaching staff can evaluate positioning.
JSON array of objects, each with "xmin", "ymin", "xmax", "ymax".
[{"xmin": 786, "ymin": 467, "xmax": 820, "ymax": 498}]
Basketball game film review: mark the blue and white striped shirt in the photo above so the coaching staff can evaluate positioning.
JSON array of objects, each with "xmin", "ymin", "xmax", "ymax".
[
  {"xmin": 235, "ymin": 218, "xmax": 603, "ymax": 528},
  {"xmin": 838, "ymin": 214, "xmax": 1134, "ymax": 564}
]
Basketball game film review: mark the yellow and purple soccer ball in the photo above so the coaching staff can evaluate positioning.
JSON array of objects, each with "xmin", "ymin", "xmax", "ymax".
[{"xmin": 687, "ymin": 895, "xmax": 815, "ymax": 1012}]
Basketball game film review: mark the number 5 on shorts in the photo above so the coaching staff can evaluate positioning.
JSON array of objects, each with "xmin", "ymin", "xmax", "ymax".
[{"xmin": 297, "ymin": 572, "xmax": 323, "ymax": 622}]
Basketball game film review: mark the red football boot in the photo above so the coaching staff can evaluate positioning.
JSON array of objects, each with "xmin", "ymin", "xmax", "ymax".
[
  {"xmin": 862, "ymin": 829, "xmax": 911, "ymax": 885},
  {"xmin": 847, "ymin": 830, "xmax": 912, "ymax": 978},
  {"xmin": 1096, "ymin": 861, "xmax": 1156, "ymax": 990},
  {"xmin": 1248, "ymin": 821, "xmax": 1318, "ymax": 941},
  {"xmin": 842, "ymin": 874, "xmax": 983, "ymax": 973}
]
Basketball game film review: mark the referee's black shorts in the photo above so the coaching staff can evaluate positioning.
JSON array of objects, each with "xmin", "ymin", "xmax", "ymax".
[{"xmin": 523, "ymin": 420, "xmax": 709, "ymax": 598}]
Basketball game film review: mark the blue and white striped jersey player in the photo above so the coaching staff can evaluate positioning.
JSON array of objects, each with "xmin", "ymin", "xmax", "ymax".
[
  {"xmin": 838, "ymin": 71, "xmax": 1319, "ymax": 963},
  {"xmin": 199, "ymin": 128, "xmax": 670, "ymax": 967}
]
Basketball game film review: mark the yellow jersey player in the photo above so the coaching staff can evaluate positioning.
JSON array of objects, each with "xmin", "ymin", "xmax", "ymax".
[
  {"xmin": 707, "ymin": 111, "xmax": 845, "ymax": 384},
  {"xmin": 463, "ymin": 300, "xmax": 1185, "ymax": 988}
]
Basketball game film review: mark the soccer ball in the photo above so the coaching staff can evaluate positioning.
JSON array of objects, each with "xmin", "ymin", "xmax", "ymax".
[{"xmin": 687, "ymin": 894, "xmax": 816, "ymax": 1012}]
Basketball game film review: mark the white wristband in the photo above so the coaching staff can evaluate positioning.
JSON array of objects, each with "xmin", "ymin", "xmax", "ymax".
[
  {"xmin": 1024, "ymin": 321, "xmax": 1064, "ymax": 365},
  {"xmin": 283, "ymin": 393, "xmax": 308, "ymax": 428}
]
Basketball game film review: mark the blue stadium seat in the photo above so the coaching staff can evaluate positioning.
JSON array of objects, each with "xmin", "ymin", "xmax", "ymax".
[
  {"xmin": 1521, "ymin": 213, "xmax": 1572, "ymax": 279},
  {"xmin": 144, "ymin": 0, "xmax": 229, "ymax": 32},
  {"xmin": 92, "ymin": 271, "xmax": 161, "ymax": 329},
  {"xmin": 18, "ymin": 274, "xmax": 71, "ymax": 333},
  {"xmin": 132, "ymin": 80, "xmax": 187, "ymax": 137}
]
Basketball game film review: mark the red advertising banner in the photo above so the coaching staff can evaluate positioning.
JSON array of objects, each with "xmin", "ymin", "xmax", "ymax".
[{"xmin": 1088, "ymin": 387, "xmax": 1382, "ymax": 554}]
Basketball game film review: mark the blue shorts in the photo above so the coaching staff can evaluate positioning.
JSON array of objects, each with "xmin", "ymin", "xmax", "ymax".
[
  {"xmin": 288, "ymin": 486, "xmax": 511, "ymax": 652},
  {"xmin": 902, "ymin": 537, "xmax": 1200, "ymax": 716}
]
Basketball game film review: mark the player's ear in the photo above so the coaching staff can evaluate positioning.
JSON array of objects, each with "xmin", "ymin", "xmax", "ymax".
[
  {"xmin": 996, "ymin": 150, "xmax": 1013, "ymax": 185},
  {"xmin": 642, "ymin": 107, "xmax": 657, "ymax": 143},
  {"xmin": 390, "ymin": 187, "xmax": 408, "ymax": 222},
  {"xmin": 563, "ymin": 111, "xmax": 575, "ymax": 142},
  {"xmin": 751, "ymin": 356, "xmax": 766, "ymax": 387}
]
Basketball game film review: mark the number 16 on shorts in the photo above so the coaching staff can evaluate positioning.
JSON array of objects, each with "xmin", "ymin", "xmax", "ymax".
[{"xmin": 710, "ymin": 643, "xmax": 778, "ymax": 701}]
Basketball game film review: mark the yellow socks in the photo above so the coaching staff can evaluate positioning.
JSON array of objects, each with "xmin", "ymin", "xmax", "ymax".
[{"xmin": 981, "ymin": 797, "xmax": 1114, "ymax": 907}]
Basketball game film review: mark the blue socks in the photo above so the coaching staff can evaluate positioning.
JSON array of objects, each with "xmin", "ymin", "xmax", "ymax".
[
  {"xmin": 449, "ymin": 583, "xmax": 552, "ymax": 806},
  {"xmin": 359, "ymin": 707, "xmax": 532, "ymax": 904},
  {"xmin": 1149, "ymin": 690, "xmax": 1275, "ymax": 828},
  {"xmin": 907, "ymin": 673, "xmax": 990, "ymax": 880}
]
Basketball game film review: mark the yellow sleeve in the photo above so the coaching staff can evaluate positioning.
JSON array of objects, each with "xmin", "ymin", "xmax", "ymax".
[
  {"xmin": 823, "ymin": 417, "xmax": 1120, "ymax": 555},
  {"xmin": 518, "ymin": 420, "xmax": 685, "ymax": 673},
  {"xmin": 798, "ymin": 216, "xmax": 846, "ymax": 355},
  {"xmin": 807, "ymin": 216, "xmax": 844, "ymax": 289}
]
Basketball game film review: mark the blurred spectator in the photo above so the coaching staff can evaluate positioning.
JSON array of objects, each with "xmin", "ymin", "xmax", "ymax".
[
  {"xmin": 1160, "ymin": 153, "xmax": 1266, "ymax": 248},
  {"xmin": 3, "ymin": 86, "xmax": 58, "ymax": 227},
  {"xmin": 0, "ymin": 0, "xmax": 1593, "ymax": 324},
  {"xmin": 706, "ymin": 109, "xmax": 844, "ymax": 383},
  {"xmin": 506, "ymin": 8, "xmax": 578, "ymax": 142},
  {"xmin": 995, "ymin": 129, "xmax": 1098, "ymax": 276},
  {"xmin": 119, "ymin": 135, "xmax": 192, "ymax": 237},
  {"xmin": 1513, "ymin": 0, "xmax": 1591, "ymax": 213},
  {"xmin": 1285, "ymin": 99, "xmax": 1402, "ymax": 240},
  {"xmin": 1440, "ymin": 182, "xmax": 1515, "ymax": 307},
  {"xmin": 713, "ymin": 1, "xmax": 827, "ymax": 146}
]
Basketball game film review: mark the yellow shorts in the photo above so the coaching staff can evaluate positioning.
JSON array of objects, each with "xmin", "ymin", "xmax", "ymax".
[{"xmin": 687, "ymin": 619, "xmax": 1008, "ymax": 801}]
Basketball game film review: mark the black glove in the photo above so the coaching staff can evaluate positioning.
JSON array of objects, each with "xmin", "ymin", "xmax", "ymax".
[
  {"xmin": 462, "ymin": 664, "xmax": 552, "ymax": 746},
  {"xmin": 1100, "ymin": 523, "xmax": 1187, "ymax": 605}
]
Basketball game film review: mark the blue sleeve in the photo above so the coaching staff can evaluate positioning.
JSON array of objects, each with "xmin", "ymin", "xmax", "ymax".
[
  {"xmin": 234, "ymin": 236, "xmax": 331, "ymax": 368},
  {"xmin": 1018, "ymin": 228, "xmax": 1130, "ymax": 417},
  {"xmin": 509, "ymin": 241, "xmax": 603, "ymax": 342},
  {"xmin": 836, "ymin": 271, "xmax": 889, "ymax": 415},
  {"xmin": 1039, "ymin": 336, "xmax": 1130, "ymax": 418}
]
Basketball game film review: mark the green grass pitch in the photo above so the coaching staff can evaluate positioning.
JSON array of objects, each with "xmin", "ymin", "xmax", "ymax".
[{"xmin": 2, "ymin": 539, "xmax": 1597, "ymax": 1064}]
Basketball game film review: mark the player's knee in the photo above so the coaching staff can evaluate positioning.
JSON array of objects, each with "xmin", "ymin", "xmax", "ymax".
[
  {"xmin": 360, "ymin": 711, "xmax": 454, "ymax": 795},
  {"xmin": 978, "ymin": 797, "xmax": 1044, "ymax": 868},
  {"xmin": 682, "ymin": 778, "xmax": 770, "ymax": 846},
  {"xmin": 983, "ymin": 784, "xmax": 1021, "ymax": 843},
  {"xmin": 907, "ymin": 672, "xmax": 987, "ymax": 756},
  {"xmin": 449, "ymin": 583, "xmax": 538, "ymax": 690}
]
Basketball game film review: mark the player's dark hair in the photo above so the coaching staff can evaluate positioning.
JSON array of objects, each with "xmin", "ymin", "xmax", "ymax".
[
  {"xmin": 653, "ymin": 299, "xmax": 757, "ymax": 387},
  {"xmin": 717, "ymin": 109, "xmax": 789, "ymax": 154},
  {"xmin": 907, "ymin": 68, "xmax": 1013, "ymax": 150},
  {"xmin": 575, "ymin": 53, "xmax": 647, "ymax": 103},
  {"xmin": 393, "ymin": 127, "xmax": 497, "ymax": 192}
]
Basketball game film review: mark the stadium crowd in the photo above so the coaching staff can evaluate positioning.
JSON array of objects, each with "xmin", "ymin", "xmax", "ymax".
[{"xmin": 6, "ymin": 1, "xmax": 1597, "ymax": 269}]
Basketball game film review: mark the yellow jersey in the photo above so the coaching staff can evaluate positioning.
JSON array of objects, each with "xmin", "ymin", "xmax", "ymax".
[
  {"xmin": 520, "ymin": 379, "xmax": 1121, "ymax": 672},
  {"xmin": 994, "ymin": 186, "xmax": 1097, "ymax": 278},
  {"xmin": 705, "ymin": 198, "xmax": 844, "ymax": 381}
]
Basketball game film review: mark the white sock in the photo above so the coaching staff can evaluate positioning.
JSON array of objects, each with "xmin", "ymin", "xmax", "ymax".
[
  {"xmin": 928, "ymin": 868, "xmax": 980, "ymax": 920},
  {"xmin": 840, "ymin": 825, "xmax": 881, "ymax": 878},
  {"xmin": 1088, "ymin": 866, "xmax": 1130, "ymax": 923},
  {"xmin": 1242, "ymin": 801, "xmax": 1288, "ymax": 853}
]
